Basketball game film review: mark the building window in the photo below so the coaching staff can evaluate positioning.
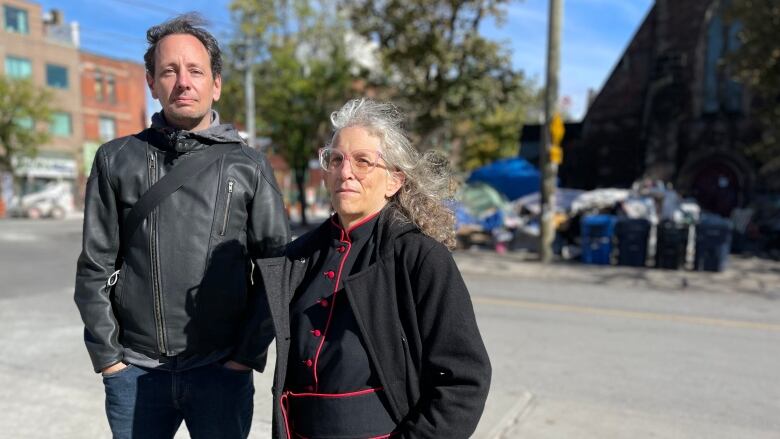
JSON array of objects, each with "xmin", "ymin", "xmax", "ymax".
[
  {"xmin": 94, "ymin": 71, "xmax": 104, "ymax": 101},
  {"xmin": 46, "ymin": 64, "xmax": 69, "ymax": 89},
  {"xmin": 106, "ymin": 75, "xmax": 116, "ymax": 103},
  {"xmin": 703, "ymin": 8, "xmax": 744, "ymax": 115},
  {"xmin": 4, "ymin": 5, "xmax": 29, "ymax": 34},
  {"xmin": 4, "ymin": 56, "xmax": 32, "ymax": 79},
  {"xmin": 98, "ymin": 116, "xmax": 116, "ymax": 140},
  {"xmin": 15, "ymin": 116, "xmax": 33, "ymax": 129},
  {"xmin": 50, "ymin": 112, "xmax": 72, "ymax": 136}
]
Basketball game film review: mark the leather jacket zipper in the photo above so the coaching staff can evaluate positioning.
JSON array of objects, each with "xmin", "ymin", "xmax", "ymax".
[
  {"xmin": 147, "ymin": 152, "xmax": 168, "ymax": 354},
  {"xmin": 219, "ymin": 180, "xmax": 234, "ymax": 236}
]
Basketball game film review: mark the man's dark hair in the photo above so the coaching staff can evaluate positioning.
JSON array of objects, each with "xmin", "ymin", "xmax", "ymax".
[{"xmin": 144, "ymin": 12, "xmax": 223, "ymax": 77}]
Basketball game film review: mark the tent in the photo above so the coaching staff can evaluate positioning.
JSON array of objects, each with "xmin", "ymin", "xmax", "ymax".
[
  {"xmin": 466, "ymin": 157, "xmax": 542, "ymax": 200},
  {"xmin": 451, "ymin": 182, "xmax": 511, "ymax": 233}
]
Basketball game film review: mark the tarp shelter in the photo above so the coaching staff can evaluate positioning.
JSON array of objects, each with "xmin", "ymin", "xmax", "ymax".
[
  {"xmin": 451, "ymin": 182, "xmax": 510, "ymax": 233},
  {"xmin": 467, "ymin": 157, "xmax": 542, "ymax": 200},
  {"xmin": 514, "ymin": 188, "xmax": 585, "ymax": 216}
]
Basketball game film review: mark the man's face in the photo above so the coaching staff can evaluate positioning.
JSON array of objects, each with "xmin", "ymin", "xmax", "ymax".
[{"xmin": 146, "ymin": 33, "xmax": 221, "ymax": 131}]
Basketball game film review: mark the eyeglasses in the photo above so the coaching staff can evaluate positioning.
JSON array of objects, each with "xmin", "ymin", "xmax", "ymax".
[{"xmin": 318, "ymin": 147, "xmax": 385, "ymax": 176}]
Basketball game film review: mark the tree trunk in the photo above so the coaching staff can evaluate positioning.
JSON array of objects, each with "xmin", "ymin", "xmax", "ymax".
[
  {"xmin": 294, "ymin": 167, "xmax": 308, "ymax": 226},
  {"xmin": 0, "ymin": 177, "xmax": 5, "ymax": 218}
]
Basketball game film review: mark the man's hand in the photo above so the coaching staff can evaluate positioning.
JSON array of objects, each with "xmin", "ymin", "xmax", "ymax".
[
  {"xmin": 101, "ymin": 362, "xmax": 128, "ymax": 375},
  {"xmin": 223, "ymin": 360, "xmax": 252, "ymax": 372}
]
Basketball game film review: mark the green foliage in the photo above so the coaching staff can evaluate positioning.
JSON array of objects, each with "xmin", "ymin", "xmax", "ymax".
[
  {"xmin": 0, "ymin": 76, "xmax": 52, "ymax": 174},
  {"xmin": 342, "ymin": 0, "xmax": 537, "ymax": 169},
  {"xmin": 224, "ymin": 0, "xmax": 538, "ymax": 207},
  {"xmin": 224, "ymin": 0, "xmax": 359, "ymax": 223},
  {"xmin": 458, "ymin": 88, "xmax": 536, "ymax": 171},
  {"xmin": 727, "ymin": 0, "xmax": 780, "ymax": 182}
]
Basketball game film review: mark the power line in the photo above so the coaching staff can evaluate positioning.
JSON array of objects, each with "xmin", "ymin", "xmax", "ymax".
[
  {"xmin": 79, "ymin": 34, "xmax": 145, "ymax": 54},
  {"xmin": 78, "ymin": 26, "xmax": 147, "ymax": 45},
  {"xmin": 100, "ymin": 0, "xmax": 235, "ymax": 29},
  {"xmin": 76, "ymin": 17, "xmax": 238, "ymax": 61}
]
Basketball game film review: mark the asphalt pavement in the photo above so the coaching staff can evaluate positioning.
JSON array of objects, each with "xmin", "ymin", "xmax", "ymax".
[{"xmin": 2, "ymin": 218, "xmax": 779, "ymax": 438}]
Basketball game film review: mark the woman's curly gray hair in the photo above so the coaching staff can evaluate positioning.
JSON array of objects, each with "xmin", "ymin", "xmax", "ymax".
[{"xmin": 328, "ymin": 98, "xmax": 456, "ymax": 249}]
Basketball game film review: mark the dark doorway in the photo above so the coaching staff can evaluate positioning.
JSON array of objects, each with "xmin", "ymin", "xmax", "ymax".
[{"xmin": 690, "ymin": 160, "xmax": 741, "ymax": 216}]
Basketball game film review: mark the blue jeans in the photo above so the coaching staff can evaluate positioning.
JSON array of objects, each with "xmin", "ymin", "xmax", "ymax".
[{"xmin": 103, "ymin": 362, "xmax": 254, "ymax": 439}]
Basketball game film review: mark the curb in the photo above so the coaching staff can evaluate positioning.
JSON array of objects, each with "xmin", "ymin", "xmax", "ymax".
[
  {"xmin": 485, "ymin": 391, "xmax": 535, "ymax": 439},
  {"xmin": 453, "ymin": 250, "xmax": 780, "ymax": 297}
]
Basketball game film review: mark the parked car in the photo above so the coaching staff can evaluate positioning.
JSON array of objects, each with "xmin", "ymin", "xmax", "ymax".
[{"xmin": 7, "ymin": 181, "xmax": 74, "ymax": 219}]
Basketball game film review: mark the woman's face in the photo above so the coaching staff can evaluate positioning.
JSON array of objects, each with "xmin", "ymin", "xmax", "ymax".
[{"xmin": 325, "ymin": 126, "xmax": 403, "ymax": 230}]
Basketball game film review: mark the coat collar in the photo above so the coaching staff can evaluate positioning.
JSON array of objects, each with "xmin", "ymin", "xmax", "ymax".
[{"xmin": 286, "ymin": 205, "xmax": 417, "ymax": 261}]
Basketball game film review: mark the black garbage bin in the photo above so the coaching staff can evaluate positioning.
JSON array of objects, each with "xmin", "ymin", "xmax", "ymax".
[
  {"xmin": 615, "ymin": 218, "xmax": 651, "ymax": 267},
  {"xmin": 656, "ymin": 220, "xmax": 688, "ymax": 270},
  {"xmin": 695, "ymin": 214, "xmax": 733, "ymax": 272}
]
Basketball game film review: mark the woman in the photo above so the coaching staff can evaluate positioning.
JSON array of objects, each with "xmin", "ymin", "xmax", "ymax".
[{"xmin": 255, "ymin": 99, "xmax": 491, "ymax": 439}]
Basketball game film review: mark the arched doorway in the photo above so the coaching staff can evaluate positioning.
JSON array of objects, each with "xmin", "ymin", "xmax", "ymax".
[{"xmin": 689, "ymin": 159, "xmax": 742, "ymax": 216}]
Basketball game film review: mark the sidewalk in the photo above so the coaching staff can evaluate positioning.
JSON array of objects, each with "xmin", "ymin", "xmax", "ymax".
[{"xmin": 453, "ymin": 249, "xmax": 780, "ymax": 298}]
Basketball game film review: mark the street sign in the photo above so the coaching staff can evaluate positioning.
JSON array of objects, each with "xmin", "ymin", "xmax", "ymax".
[
  {"xmin": 550, "ymin": 145, "xmax": 563, "ymax": 165},
  {"xmin": 550, "ymin": 112, "xmax": 565, "ymax": 146}
]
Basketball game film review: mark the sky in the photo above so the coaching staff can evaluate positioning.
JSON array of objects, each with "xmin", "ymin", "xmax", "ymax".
[{"xmin": 37, "ymin": 0, "xmax": 654, "ymax": 120}]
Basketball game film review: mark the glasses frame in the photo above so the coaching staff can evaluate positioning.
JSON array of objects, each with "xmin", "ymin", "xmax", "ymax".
[{"xmin": 318, "ymin": 147, "xmax": 387, "ymax": 177}]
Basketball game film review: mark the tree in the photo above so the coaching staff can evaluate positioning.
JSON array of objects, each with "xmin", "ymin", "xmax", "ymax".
[
  {"xmin": 224, "ymin": 0, "xmax": 358, "ymax": 225},
  {"xmin": 0, "ymin": 76, "xmax": 53, "ymax": 205},
  {"xmin": 458, "ymin": 76, "xmax": 541, "ymax": 171},
  {"xmin": 341, "ymin": 0, "xmax": 536, "ymax": 168},
  {"xmin": 726, "ymin": 0, "xmax": 780, "ymax": 186},
  {"xmin": 458, "ymin": 103, "xmax": 522, "ymax": 172}
]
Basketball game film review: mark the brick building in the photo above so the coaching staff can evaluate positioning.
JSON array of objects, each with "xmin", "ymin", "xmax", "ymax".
[
  {"xmin": 79, "ymin": 51, "xmax": 146, "ymax": 175},
  {"xmin": 0, "ymin": 1, "xmax": 82, "ymax": 203},
  {"xmin": 563, "ymin": 0, "xmax": 765, "ymax": 216}
]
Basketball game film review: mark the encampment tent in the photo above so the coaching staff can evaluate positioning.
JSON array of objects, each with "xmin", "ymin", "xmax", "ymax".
[{"xmin": 467, "ymin": 157, "xmax": 542, "ymax": 200}]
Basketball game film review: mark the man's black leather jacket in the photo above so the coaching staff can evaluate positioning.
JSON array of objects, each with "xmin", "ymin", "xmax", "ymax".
[{"xmin": 74, "ymin": 120, "xmax": 289, "ymax": 373}]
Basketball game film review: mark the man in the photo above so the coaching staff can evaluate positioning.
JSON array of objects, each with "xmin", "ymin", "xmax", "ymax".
[{"xmin": 74, "ymin": 13, "xmax": 289, "ymax": 439}]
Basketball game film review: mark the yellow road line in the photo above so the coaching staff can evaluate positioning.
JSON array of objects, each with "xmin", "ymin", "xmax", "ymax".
[{"xmin": 473, "ymin": 296, "xmax": 780, "ymax": 332}]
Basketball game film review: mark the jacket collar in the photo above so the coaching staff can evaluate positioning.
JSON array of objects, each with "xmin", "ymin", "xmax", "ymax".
[
  {"xmin": 149, "ymin": 110, "xmax": 245, "ymax": 153},
  {"xmin": 286, "ymin": 205, "xmax": 417, "ymax": 261}
]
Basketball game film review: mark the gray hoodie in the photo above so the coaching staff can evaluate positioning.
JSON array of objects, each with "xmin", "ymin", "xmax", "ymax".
[{"xmin": 150, "ymin": 110, "xmax": 245, "ymax": 151}]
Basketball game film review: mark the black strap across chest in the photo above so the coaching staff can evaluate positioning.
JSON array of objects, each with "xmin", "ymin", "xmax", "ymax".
[{"xmin": 122, "ymin": 142, "xmax": 238, "ymax": 246}]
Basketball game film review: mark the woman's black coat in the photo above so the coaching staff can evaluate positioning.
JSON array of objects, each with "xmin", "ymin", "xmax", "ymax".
[{"xmin": 252, "ymin": 207, "xmax": 491, "ymax": 438}]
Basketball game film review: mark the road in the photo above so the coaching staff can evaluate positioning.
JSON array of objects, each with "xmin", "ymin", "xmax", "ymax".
[{"xmin": 1, "ymin": 218, "xmax": 779, "ymax": 438}]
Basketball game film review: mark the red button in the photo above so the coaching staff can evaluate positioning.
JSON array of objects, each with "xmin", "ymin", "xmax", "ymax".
[
  {"xmin": 337, "ymin": 246, "xmax": 346, "ymax": 253},
  {"xmin": 311, "ymin": 329, "xmax": 322, "ymax": 337},
  {"xmin": 324, "ymin": 270, "xmax": 335, "ymax": 279},
  {"xmin": 305, "ymin": 359, "xmax": 313, "ymax": 367},
  {"xmin": 319, "ymin": 298, "xmax": 329, "ymax": 308}
]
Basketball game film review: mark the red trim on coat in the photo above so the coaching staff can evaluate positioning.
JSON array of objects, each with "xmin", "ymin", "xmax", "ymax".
[
  {"xmin": 331, "ymin": 210, "xmax": 382, "ymax": 242},
  {"xmin": 314, "ymin": 210, "xmax": 380, "ymax": 390},
  {"xmin": 280, "ymin": 392, "xmax": 292, "ymax": 439},
  {"xmin": 312, "ymin": 238, "xmax": 351, "ymax": 389},
  {"xmin": 294, "ymin": 431, "xmax": 396, "ymax": 439},
  {"xmin": 282, "ymin": 387, "xmax": 396, "ymax": 439},
  {"xmin": 285, "ymin": 386, "xmax": 383, "ymax": 399}
]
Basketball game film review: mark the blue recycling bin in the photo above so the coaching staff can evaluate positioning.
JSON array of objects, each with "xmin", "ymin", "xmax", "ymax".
[
  {"xmin": 695, "ymin": 214, "xmax": 733, "ymax": 272},
  {"xmin": 615, "ymin": 218, "xmax": 651, "ymax": 267},
  {"xmin": 655, "ymin": 220, "xmax": 689, "ymax": 270},
  {"xmin": 581, "ymin": 215, "xmax": 617, "ymax": 265}
]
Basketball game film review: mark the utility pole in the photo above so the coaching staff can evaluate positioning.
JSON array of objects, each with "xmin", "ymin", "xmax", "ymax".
[
  {"xmin": 540, "ymin": 0, "xmax": 563, "ymax": 263},
  {"xmin": 244, "ymin": 38, "xmax": 256, "ymax": 149}
]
